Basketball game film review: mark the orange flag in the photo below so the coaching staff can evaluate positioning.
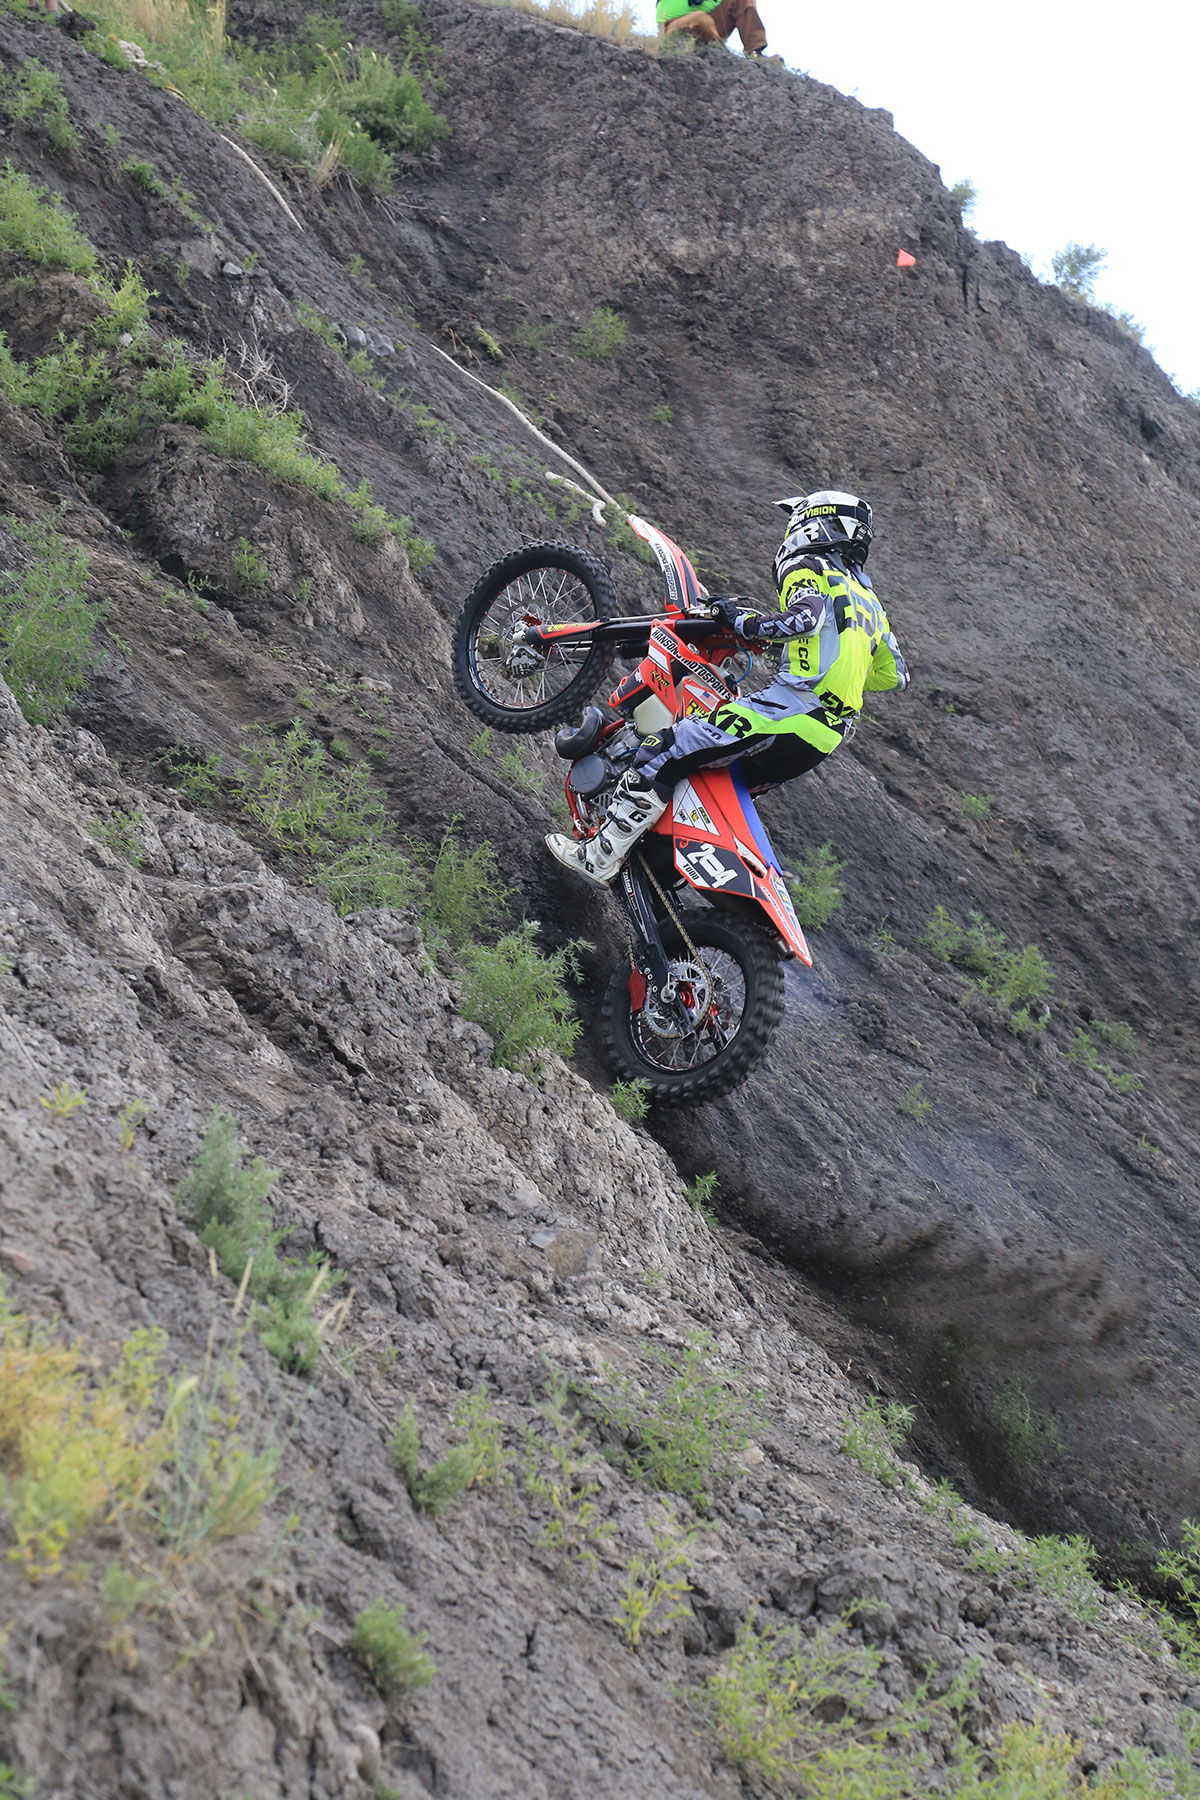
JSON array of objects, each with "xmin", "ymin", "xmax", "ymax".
[{"xmin": 896, "ymin": 249, "xmax": 916, "ymax": 267}]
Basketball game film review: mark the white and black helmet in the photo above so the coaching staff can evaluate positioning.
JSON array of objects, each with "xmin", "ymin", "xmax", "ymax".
[{"xmin": 773, "ymin": 489, "xmax": 874, "ymax": 586}]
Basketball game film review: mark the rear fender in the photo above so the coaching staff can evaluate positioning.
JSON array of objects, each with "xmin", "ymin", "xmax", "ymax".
[{"xmin": 653, "ymin": 770, "xmax": 812, "ymax": 965}]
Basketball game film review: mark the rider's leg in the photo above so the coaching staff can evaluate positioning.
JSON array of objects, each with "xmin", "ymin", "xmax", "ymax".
[
  {"xmin": 545, "ymin": 770, "xmax": 668, "ymax": 888},
  {"xmin": 546, "ymin": 713, "xmax": 756, "ymax": 888}
]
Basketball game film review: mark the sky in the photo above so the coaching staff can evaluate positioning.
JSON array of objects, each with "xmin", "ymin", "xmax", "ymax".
[{"xmin": 631, "ymin": 0, "xmax": 1200, "ymax": 396}]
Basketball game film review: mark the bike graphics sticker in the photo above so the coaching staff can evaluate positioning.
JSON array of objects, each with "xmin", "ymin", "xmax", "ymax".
[
  {"xmin": 675, "ymin": 839, "xmax": 754, "ymax": 896},
  {"xmin": 672, "ymin": 781, "xmax": 718, "ymax": 835}
]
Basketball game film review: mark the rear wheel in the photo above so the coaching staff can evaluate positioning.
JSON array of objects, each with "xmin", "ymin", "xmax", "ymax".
[
  {"xmin": 601, "ymin": 913, "xmax": 784, "ymax": 1105},
  {"xmin": 452, "ymin": 543, "xmax": 619, "ymax": 732}
]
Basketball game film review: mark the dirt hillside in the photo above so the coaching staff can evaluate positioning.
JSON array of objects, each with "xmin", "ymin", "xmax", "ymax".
[{"xmin": 1, "ymin": 1, "xmax": 1199, "ymax": 1794}]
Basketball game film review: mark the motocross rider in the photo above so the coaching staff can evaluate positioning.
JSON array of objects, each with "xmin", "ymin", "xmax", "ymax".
[{"xmin": 545, "ymin": 490, "xmax": 910, "ymax": 887}]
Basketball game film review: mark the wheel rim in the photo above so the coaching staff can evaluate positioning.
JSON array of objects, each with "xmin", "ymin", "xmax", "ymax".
[
  {"xmin": 630, "ymin": 949, "xmax": 748, "ymax": 1072},
  {"xmin": 469, "ymin": 567, "xmax": 598, "ymax": 713}
]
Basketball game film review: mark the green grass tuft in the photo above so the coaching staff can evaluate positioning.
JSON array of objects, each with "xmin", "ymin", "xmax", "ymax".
[
  {"xmin": 177, "ymin": 1109, "xmax": 339, "ymax": 1374},
  {"xmin": 572, "ymin": 305, "xmax": 626, "ymax": 360},
  {"xmin": 350, "ymin": 1598, "xmax": 433, "ymax": 1700},
  {"xmin": 786, "ymin": 842, "xmax": 845, "ymax": 930},
  {"xmin": 0, "ymin": 515, "xmax": 106, "ymax": 724}
]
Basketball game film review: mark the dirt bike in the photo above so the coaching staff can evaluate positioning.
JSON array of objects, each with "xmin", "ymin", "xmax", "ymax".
[{"xmin": 451, "ymin": 517, "xmax": 811, "ymax": 1105}]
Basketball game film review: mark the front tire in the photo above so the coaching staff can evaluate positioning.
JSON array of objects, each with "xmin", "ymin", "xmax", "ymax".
[
  {"xmin": 601, "ymin": 913, "xmax": 784, "ymax": 1105},
  {"xmin": 452, "ymin": 543, "xmax": 619, "ymax": 733}
]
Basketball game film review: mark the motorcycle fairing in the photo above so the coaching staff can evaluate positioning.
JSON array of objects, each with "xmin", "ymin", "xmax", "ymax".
[
  {"xmin": 629, "ymin": 516, "xmax": 704, "ymax": 614},
  {"xmin": 656, "ymin": 767, "xmax": 812, "ymax": 965}
]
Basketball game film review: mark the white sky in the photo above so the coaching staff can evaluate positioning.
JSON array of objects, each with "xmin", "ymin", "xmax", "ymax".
[{"xmin": 631, "ymin": 0, "xmax": 1200, "ymax": 396}]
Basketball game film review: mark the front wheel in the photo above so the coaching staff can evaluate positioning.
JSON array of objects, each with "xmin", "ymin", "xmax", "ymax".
[
  {"xmin": 601, "ymin": 913, "xmax": 784, "ymax": 1106},
  {"xmin": 452, "ymin": 542, "xmax": 619, "ymax": 732}
]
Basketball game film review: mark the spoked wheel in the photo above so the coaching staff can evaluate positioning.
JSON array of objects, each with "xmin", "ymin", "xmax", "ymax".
[
  {"xmin": 452, "ymin": 542, "xmax": 619, "ymax": 732},
  {"xmin": 601, "ymin": 914, "xmax": 784, "ymax": 1105}
]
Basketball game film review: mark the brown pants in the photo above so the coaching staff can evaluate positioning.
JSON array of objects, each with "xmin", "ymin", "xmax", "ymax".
[{"xmin": 663, "ymin": 0, "xmax": 768, "ymax": 54}]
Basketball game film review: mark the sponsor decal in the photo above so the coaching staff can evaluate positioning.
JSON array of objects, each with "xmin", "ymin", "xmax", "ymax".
[
  {"xmin": 672, "ymin": 781, "xmax": 718, "ymax": 834},
  {"xmin": 678, "ymin": 842, "xmax": 740, "ymax": 888},
  {"xmin": 770, "ymin": 867, "xmax": 801, "ymax": 926}
]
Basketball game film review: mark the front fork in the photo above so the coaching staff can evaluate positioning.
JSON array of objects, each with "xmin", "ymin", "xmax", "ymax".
[{"xmin": 618, "ymin": 858, "xmax": 678, "ymax": 1015}]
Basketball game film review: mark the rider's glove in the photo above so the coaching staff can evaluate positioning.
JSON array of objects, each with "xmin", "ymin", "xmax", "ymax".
[{"xmin": 710, "ymin": 597, "xmax": 762, "ymax": 637}]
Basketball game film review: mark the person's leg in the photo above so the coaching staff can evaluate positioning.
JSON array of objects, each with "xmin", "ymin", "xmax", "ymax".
[
  {"xmin": 662, "ymin": 11, "xmax": 723, "ymax": 45},
  {"xmin": 709, "ymin": 0, "xmax": 768, "ymax": 53},
  {"xmin": 545, "ymin": 772, "xmax": 668, "ymax": 887}
]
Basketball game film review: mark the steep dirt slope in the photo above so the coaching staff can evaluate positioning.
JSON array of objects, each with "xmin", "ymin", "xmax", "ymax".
[
  {"xmin": 2, "ymin": 676, "xmax": 1195, "ymax": 1795},
  {"xmin": 1, "ymin": 2, "xmax": 1199, "ymax": 1789},
  {"xmin": 220, "ymin": 0, "xmax": 1200, "ymax": 1553}
]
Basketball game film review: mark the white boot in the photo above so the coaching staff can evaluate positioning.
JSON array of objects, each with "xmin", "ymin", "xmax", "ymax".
[{"xmin": 546, "ymin": 776, "xmax": 668, "ymax": 888}]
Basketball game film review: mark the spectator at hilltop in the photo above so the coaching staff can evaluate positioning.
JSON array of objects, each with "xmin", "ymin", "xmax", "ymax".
[{"xmin": 657, "ymin": 0, "xmax": 783, "ymax": 62}]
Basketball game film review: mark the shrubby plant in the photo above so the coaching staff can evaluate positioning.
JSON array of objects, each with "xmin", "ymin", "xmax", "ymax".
[
  {"xmin": 841, "ymin": 1395, "xmax": 915, "ymax": 1488},
  {"xmin": 0, "ymin": 60, "xmax": 79, "ymax": 155},
  {"xmin": 177, "ymin": 1109, "xmax": 340, "ymax": 1374},
  {"xmin": 614, "ymin": 1508, "xmax": 696, "ymax": 1650},
  {"xmin": 79, "ymin": 0, "xmax": 447, "ymax": 190},
  {"xmin": 572, "ymin": 305, "xmax": 627, "ymax": 360},
  {"xmin": 389, "ymin": 1391, "xmax": 509, "ymax": 1518},
  {"xmin": 350, "ymin": 1599, "xmax": 433, "ymax": 1699},
  {"xmin": 599, "ymin": 1330, "xmax": 759, "ymax": 1510},
  {"xmin": 610, "ymin": 1077, "xmax": 650, "ymax": 1122},
  {"xmin": 0, "ymin": 515, "xmax": 106, "ymax": 724},
  {"xmin": 786, "ymin": 842, "xmax": 845, "ymax": 930}
]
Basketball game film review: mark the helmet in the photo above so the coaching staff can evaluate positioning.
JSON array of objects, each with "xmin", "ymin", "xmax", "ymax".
[{"xmin": 773, "ymin": 489, "xmax": 874, "ymax": 586}]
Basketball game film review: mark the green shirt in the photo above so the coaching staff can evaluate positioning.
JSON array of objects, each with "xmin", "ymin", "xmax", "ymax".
[{"xmin": 656, "ymin": 0, "xmax": 721, "ymax": 22}]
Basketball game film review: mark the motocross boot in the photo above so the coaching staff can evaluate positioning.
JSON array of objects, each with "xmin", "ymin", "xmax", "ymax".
[{"xmin": 545, "ymin": 774, "xmax": 668, "ymax": 888}]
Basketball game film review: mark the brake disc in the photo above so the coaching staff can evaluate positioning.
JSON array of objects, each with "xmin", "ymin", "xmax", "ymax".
[{"xmin": 642, "ymin": 959, "xmax": 712, "ymax": 1037}]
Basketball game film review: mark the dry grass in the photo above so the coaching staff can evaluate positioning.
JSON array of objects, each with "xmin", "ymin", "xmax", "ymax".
[
  {"xmin": 116, "ymin": 0, "xmax": 226, "ymax": 54},
  {"xmin": 477, "ymin": 0, "xmax": 654, "ymax": 50}
]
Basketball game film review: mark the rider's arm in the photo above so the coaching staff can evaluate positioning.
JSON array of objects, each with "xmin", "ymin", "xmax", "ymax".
[
  {"xmin": 732, "ymin": 564, "xmax": 827, "ymax": 643},
  {"xmin": 866, "ymin": 628, "xmax": 910, "ymax": 691}
]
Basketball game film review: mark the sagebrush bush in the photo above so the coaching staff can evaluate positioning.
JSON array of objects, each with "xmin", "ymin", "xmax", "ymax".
[
  {"xmin": 703, "ymin": 1609, "xmax": 974, "ymax": 1790},
  {"xmin": 350, "ymin": 1598, "xmax": 433, "ymax": 1699},
  {"xmin": 417, "ymin": 828, "xmax": 509, "ymax": 950},
  {"xmin": 991, "ymin": 1376, "xmax": 1060, "ymax": 1468},
  {"xmin": 0, "ymin": 515, "xmax": 106, "ymax": 724},
  {"xmin": 0, "ymin": 1287, "xmax": 276, "ymax": 1580},
  {"xmin": 841, "ymin": 1395, "xmax": 915, "ymax": 1488},
  {"xmin": 786, "ymin": 842, "xmax": 845, "ymax": 930},
  {"xmin": 460, "ymin": 925, "xmax": 585, "ymax": 1070},
  {"xmin": 237, "ymin": 721, "xmax": 391, "ymax": 860},
  {"xmin": 572, "ymin": 305, "xmax": 627, "ymax": 360},
  {"xmin": 0, "ymin": 162, "xmax": 95, "ymax": 271},
  {"xmin": 610, "ymin": 1077, "xmax": 650, "ymax": 1122},
  {"xmin": 390, "ymin": 1396, "xmax": 508, "ymax": 1517},
  {"xmin": 177, "ymin": 1109, "xmax": 338, "ymax": 1373},
  {"xmin": 0, "ymin": 60, "xmax": 79, "ymax": 155},
  {"xmin": 600, "ymin": 1330, "xmax": 758, "ymax": 1510}
]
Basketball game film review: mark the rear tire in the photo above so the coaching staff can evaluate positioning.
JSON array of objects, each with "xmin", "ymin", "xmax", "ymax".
[
  {"xmin": 601, "ymin": 913, "xmax": 784, "ymax": 1105},
  {"xmin": 452, "ymin": 543, "xmax": 619, "ymax": 733}
]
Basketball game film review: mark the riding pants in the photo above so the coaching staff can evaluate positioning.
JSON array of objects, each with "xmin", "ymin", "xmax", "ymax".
[{"xmin": 633, "ymin": 675, "xmax": 846, "ymax": 799}]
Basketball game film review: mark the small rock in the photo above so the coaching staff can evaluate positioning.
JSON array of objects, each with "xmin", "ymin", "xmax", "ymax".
[
  {"xmin": 351, "ymin": 1724, "xmax": 382, "ymax": 1783},
  {"xmin": 368, "ymin": 336, "xmax": 395, "ymax": 357},
  {"xmin": 165, "ymin": 648, "xmax": 186, "ymax": 658},
  {"xmin": 531, "ymin": 1227, "xmax": 557, "ymax": 1249},
  {"xmin": 344, "ymin": 325, "xmax": 369, "ymax": 351},
  {"xmin": 0, "ymin": 1246, "xmax": 34, "ymax": 1275},
  {"xmin": 221, "ymin": 260, "xmax": 244, "ymax": 278},
  {"xmin": 733, "ymin": 1502, "xmax": 764, "ymax": 1526}
]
